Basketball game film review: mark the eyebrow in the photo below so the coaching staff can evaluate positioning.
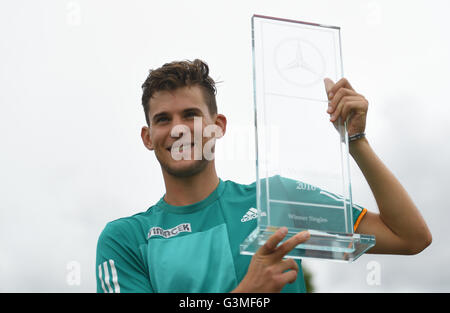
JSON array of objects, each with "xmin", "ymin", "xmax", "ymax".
[
  {"xmin": 152, "ymin": 112, "xmax": 168, "ymax": 123},
  {"xmin": 151, "ymin": 108, "xmax": 203, "ymax": 122}
]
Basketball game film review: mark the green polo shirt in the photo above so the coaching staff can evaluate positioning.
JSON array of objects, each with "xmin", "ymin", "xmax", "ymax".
[{"xmin": 96, "ymin": 175, "xmax": 367, "ymax": 293}]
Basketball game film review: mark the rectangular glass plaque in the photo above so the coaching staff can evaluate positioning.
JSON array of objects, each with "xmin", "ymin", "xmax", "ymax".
[{"xmin": 240, "ymin": 15, "xmax": 375, "ymax": 262}]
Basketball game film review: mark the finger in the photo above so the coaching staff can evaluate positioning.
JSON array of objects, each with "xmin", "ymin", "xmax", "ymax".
[
  {"xmin": 329, "ymin": 77, "xmax": 355, "ymax": 98},
  {"xmin": 277, "ymin": 268, "xmax": 299, "ymax": 285},
  {"xmin": 330, "ymin": 96, "xmax": 362, "ymax": 122},
  {"xmin": 324, "ymin": 77, "xmax": 335, "ymax": 96},
  {"xmin": 258, "ymin": 227, "xmax": 288, "ymax": 255},
  {"xmin": 327, "ymin": 88, "xmax": 359, "ymax": 114},
  {"xmin": 275, "ymin": 258, "xmax": 299, "ymax": 274},
  {"xmin": 341, "ymin": 100, "xmax": 367, "ymax": 123},
  {"xmin": 273, "ymin": 231, "xmax": 310, "ymax": 259}
]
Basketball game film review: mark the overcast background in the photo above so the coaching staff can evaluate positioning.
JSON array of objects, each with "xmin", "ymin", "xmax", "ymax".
[{"xmin": 1, "ymin": 0, "xmax": 449, "ymax": 292}]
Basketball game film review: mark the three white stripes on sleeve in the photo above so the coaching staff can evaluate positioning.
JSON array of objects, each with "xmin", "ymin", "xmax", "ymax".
[{"xmin": 98, "ymin": 259, "xmax": 120, "ymax": 293}]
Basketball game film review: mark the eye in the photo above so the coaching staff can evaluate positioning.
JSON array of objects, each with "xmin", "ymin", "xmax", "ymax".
[
  {"xmin": 156, "ymin": 116, "xmax": 169, "ymax": 123},
  {"xmin": 185, "ymin": 111, "xmax": 197, "ymax": 118}
]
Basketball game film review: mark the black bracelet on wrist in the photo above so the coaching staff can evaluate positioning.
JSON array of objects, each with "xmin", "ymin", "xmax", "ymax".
[{"xmin": 349, "ymin": 132, "xmax": 366, "ymax": 142}]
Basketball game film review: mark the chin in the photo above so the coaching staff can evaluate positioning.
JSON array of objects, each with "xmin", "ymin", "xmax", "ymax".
[{"xmin": 162, "ymin": 159, "xmax": 210, "ymax": 178}]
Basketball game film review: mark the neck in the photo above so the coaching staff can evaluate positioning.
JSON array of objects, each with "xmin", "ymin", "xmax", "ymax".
[{"xmin": 161, "ymin": 162, "xmax": 220, "ymax": 206}]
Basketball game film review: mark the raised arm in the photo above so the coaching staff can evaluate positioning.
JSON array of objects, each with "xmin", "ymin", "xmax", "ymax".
[{"xmin": 324, "ymin": 78, "xmax": 432, "ymax": 255}]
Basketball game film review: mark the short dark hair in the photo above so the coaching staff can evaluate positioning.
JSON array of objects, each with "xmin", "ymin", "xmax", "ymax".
[{"xmin": 141, "ymin": 59, "xmax": 217, "ymax": 126}]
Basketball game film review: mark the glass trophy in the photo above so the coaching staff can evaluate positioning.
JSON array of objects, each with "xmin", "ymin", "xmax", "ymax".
[{"xmin": 240, "ymin": 15, "xmax": 376, "ymax": 262}]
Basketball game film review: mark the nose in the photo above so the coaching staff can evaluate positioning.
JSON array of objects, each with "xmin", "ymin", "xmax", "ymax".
[{"xmin": 169, "ymin": 116, "xmax": 194, "ymax": 139}]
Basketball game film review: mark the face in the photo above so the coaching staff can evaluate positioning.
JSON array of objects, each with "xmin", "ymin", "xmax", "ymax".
[{"xmin": 141, "ymin": 86, "xmax": 226, "ymax": 178}]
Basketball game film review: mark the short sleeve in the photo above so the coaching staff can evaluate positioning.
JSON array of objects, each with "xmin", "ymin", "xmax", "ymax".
[
  {"xmin": 96, "ymin": 221, "xmax": 153, "ymax": 293},
  {"xmin": 350, "ymin": 202, "xmax": 368, "ymax": 232}
]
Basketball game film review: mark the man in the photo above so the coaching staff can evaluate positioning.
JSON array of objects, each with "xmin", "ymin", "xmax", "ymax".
[{"xmin": 96, "ymin": 59, "xmax": 432, "ymax": 293}]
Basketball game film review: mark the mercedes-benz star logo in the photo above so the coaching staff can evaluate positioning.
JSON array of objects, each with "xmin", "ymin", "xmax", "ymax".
[{"xmin": 274, "ymin": 38, "xmax": 326, "ymax": 87}]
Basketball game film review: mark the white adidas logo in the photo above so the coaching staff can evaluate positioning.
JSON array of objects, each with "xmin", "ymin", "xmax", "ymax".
[{"xmin": 241, "ymin": 207, "xmax": 259, "ymax": 222}]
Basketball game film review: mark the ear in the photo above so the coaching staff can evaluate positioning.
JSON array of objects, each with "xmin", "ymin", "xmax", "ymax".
[
  {"xmin": 141, "ymin": 126, "xmax": 154, "ymax": 150},
  {"xmin": 214, "ymin": 114, "xmax": 227, "ymax": 138}
]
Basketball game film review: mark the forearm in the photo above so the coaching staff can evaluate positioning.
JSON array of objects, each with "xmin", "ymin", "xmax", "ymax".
[{"xmin": 349, "ymin": 137, "xmax": 431, "ymax": 245}]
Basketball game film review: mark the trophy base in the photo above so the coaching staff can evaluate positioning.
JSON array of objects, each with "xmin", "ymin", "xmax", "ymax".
[{"xmin": 240, "ymin": 227, "xmax": 376, "ymax": 262}]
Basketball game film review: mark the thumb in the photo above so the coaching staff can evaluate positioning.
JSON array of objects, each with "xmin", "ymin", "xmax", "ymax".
[{"xmin": 324, "ymin": 77, "xmax": 335, "ymax": 96}]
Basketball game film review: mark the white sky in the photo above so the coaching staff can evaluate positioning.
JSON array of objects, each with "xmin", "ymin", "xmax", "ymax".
[{"xmin": 1, "ymin": 0, "xmax": 449, "ymax": 292}]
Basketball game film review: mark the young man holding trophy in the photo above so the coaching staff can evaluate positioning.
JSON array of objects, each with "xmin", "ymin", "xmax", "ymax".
[{"xmin": 95, "ymin": 58, "xmax": 431, "ymax": 293}]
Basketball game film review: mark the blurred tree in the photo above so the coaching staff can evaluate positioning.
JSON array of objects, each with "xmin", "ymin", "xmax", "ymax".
[{"xmin": 302, "ymin": 264, "xmax": 315, "ymax": 293}]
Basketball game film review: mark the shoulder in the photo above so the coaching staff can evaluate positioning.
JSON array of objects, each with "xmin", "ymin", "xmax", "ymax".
[
  {"xmin": 98, "ymin": 207, "xmax": 157, "ymax": 247},
  {"xmin": 223, "ymin": 179, "xmax": 257, "ymax": 194},
  {"xmin": 217, "ymin": 179, "xmax": 258, "ymax": 214},
  {"xmin": 220, "ymin": 176, "xmax": 309, "ymax": 198}
]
